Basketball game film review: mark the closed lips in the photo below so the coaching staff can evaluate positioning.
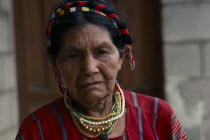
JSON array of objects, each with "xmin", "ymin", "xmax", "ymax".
[{"xmin": 81, "ymin": 82, "xmax": 103, "ymax": 87}]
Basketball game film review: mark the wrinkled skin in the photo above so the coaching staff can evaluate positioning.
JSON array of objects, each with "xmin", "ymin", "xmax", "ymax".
[{"xmin": 56, "ymin": 23, "xmax": 128, "ymax": 117}]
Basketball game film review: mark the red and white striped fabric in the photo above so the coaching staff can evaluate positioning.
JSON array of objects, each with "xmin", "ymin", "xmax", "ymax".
[{"xmin": 172, "ymin": 114, "xmax": 188, "ymax": 140}]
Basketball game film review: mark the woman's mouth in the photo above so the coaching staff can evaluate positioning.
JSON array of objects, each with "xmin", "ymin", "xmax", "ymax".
[{"xmin": 81, "ymin": 82, "xmax": 103, "ymax": 88}]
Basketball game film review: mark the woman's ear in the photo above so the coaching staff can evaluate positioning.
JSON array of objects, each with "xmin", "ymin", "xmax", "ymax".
[
  {"xmin": 122, "ymin": 44, "xmax": 131, "ymax": 59},
  {"xmin": 52, "ymin": 64, "xmax": 61, "ymax": 80},
  {"xmin": 118, "ymin": 44, "xmax": 131, "ymax": 71}
]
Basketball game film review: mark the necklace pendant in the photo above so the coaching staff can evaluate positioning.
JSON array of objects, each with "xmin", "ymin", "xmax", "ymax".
[{"xmin": 98, "ymin": 134, "xmax": 108, "ymax": 140}]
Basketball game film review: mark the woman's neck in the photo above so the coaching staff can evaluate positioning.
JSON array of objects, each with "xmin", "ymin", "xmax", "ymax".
[{"xmin": 74, "ymin": 94, "xmax": 114, "ymax": 118}]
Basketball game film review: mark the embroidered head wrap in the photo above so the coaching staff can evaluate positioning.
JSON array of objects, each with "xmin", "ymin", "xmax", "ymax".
[{"xmin": 46, "ymin": 0, "xmax": 135, "ymax": 70}]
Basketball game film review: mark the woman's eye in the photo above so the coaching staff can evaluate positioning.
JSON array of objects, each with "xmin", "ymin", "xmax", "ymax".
[
  {"xmin": 97, "ymin": 50, "xmax": 108, "ymax": 55},
  {"xmin": 69, "ymin": 54, "xmax": 81, "ymax": 59}
]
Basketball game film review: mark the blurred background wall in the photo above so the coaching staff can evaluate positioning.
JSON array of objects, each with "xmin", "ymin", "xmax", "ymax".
[
  {"xmin": 0, "ymin": 0, "xmax": 210, "ymax": 139},
  {"xmin": 162, "ymin": 0, "xmax": 210, "ymax": 139},
  {"xmin": 0, "ymin": 0, "xmax": 19, "ymax": 139}
]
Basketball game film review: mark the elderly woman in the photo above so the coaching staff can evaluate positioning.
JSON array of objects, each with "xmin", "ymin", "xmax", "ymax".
[{"xmin": 16, "ymin": 0, "xmax": 188, "ymax": 140}]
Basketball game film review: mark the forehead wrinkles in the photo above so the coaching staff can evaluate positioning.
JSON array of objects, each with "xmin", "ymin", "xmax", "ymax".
[
  {"xmin": 78, "ymin": 27, "xmax": 98, "ymax": 49},
  {"xmin": 78, "ymin": 25, "xmax": 111, "ymax": 49},
  {"xmin": 62, "ymin": 24, "xmax": 112, "ymax": 50}
]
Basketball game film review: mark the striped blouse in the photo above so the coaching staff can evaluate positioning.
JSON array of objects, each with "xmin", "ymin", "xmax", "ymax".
[{"xmin": 16, "ymin": 90, "xmax": 188, "ymax": 140}]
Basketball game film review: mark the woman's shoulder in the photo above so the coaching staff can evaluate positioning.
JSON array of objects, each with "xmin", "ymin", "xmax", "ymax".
[
  {"xmin": 19, "ymin": 97, "xmax": 65, "ymax": 129},
  {"xmin": 123, "ymin": 89, "xmax": 173, "ymax": 117},
  {"xmin": 16, "ymin": 97, "xmax": 73, "ymax": 139}
]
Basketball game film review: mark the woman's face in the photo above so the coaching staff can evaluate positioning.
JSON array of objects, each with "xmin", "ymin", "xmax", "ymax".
[{"xmin": 56, "ymin": 23, "xmax": 125, "ymax": 108}]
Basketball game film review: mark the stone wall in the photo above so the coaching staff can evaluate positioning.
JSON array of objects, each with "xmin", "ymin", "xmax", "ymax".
[
  {"xmin": 162, "ymin": 0, "xmax": 210, "ymax": 139},
  {"xmin": 0, "ymin": 0, "xmax": 18, "ymax": 139}
]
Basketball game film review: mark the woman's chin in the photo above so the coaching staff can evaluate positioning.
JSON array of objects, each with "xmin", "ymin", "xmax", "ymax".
[
  {"xmin": 78, "ymin": 83, "xmax": 106, "ymax": 95},
  {"xmin": 76, "ymin": 89, "xmax": 109, "ymax": 103},
  {"xmin": 80, "ymin": 89, "xmax": 106, "ymax": 99}
]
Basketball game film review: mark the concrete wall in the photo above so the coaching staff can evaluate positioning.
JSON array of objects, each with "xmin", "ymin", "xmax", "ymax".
[
  {"xmin": 162, "ymin": 0, "xmax": 210, "ymax": 139},
  {"xmin": 0, "ymin": 0, "xmax": 18, "ymax": 139}
]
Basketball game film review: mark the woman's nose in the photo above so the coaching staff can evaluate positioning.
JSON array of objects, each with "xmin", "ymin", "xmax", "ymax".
[{"xmin": 81, "ymin": 55, "xmax": 99, "ymax": 75}]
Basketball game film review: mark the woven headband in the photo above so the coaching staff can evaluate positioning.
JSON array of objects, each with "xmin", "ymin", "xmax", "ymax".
[{"xmin": 46, "ymin": 1, "xmax": 135, "ymax": 70}]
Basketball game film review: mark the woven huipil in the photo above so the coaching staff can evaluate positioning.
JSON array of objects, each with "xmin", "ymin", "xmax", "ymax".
[{"xmin": 16, "ymin": 90, "xmax": 188, "ymax": 140}]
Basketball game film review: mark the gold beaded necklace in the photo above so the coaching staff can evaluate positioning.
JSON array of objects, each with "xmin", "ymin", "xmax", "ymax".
[{"xmin": 64, "ymin": 83, "xmax": 125, "ymax": 138}]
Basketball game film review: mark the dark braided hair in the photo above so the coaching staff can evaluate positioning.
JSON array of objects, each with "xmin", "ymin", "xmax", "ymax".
[{"xmin": 47, "ymin": 0, "xmax": 132, "ymax": 65}]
